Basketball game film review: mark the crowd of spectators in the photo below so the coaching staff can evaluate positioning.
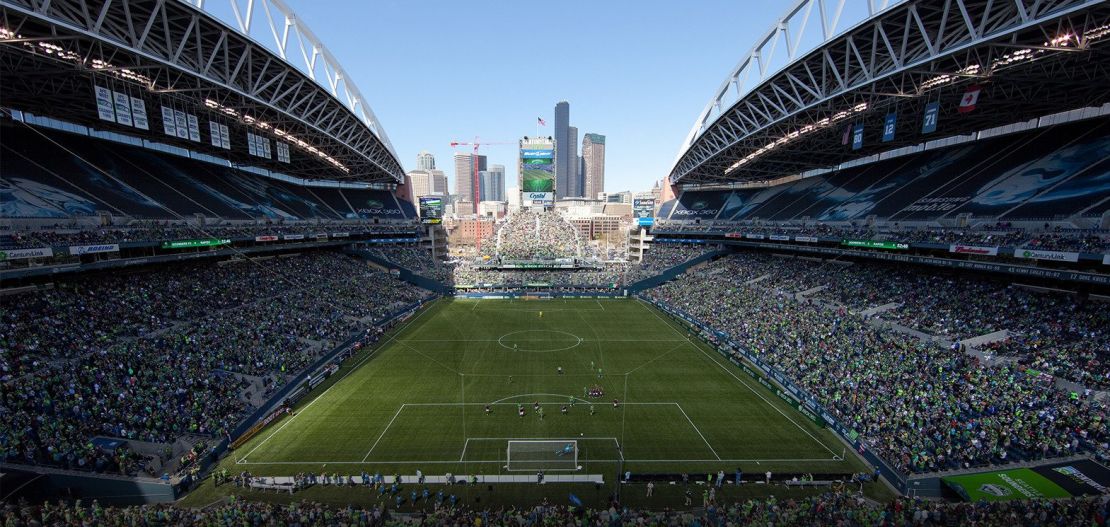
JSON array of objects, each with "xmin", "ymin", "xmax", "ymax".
[
  {"xmin": 5, "ymin": 492, "xmax": 1110, "ymax": 526},
  {"xmin": 1, "ymin": 251, "xmax": 432, "ymax": 475},
  {"xmin": 0, "ymin": 221, "xmax": 421, "ymax": 249},
  {"xmin": 652, "ymin": 220, "xmax": 1110, "ymax": 253},
  {"xmin": 485, "ymin": 210, "xmax": 581, "ymax": 260},
  {"xmin": 644, "ymin": 252, "xmax": 1110, "ymax": 474}
]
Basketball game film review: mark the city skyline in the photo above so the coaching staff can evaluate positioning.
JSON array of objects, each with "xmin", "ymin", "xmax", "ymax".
[{"xmin": 247, "ymin": 0, "xmax": 797, "ymax": 194}]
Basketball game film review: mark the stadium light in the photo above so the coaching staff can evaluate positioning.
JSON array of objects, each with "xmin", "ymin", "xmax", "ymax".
[
  {"xmin": 723, "ymin": 102, "xmax": 868, "ymax": 175},
  {"xmin": 204, "ymin": 98, "xmax": 350, "ymax": 173}
]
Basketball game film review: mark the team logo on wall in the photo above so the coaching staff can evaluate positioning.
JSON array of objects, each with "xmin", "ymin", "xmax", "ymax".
[
  {"xmin": 366, "ymin": 199, "xmax": 385, "ymax": 209},
  {"xmin": 978, "ymin": 484, "xmax": 1012, "ymax": 497},
  {"xmin": 691, "ymin": 201, "xmax": 709, "ymax": 210}
]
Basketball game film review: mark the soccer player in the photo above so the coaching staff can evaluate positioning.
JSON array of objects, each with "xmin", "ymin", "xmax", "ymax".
[
  {"xmin": 613, "ymin": 399, "xmax": 620, "ymax": 408},
  {"xmin": 561, "ymin": 405, "xmax": 568, "ymax": 415},
  {"xmin": 484, "ymin": 404, "xmax": 491, "ymax": 415},
  {"xmin": 555, "ymin": 443, "xmax": 574, "ymax": 457},
  {"xmin": 597, "ymin": 368, "xmax": 603, "ymax": 379},
  {"xmin": 538, "ymin": 407, "xmax": 544, "ymax": 419},
  {"xmin": 539, "ymin": 311, "xmax": 543, "ymax": 318},
  {"xmin": 557, "ymin": 366, "xmax": 563, "ymax": 375},
  {"xmin": 589, "ymin": 404, "xmax": 595, "ymax": 416}
]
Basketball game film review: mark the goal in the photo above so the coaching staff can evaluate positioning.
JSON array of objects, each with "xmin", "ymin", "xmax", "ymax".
[{"xmin": 506, "ymin": 440, "xmax": 579, "ymax": 471}]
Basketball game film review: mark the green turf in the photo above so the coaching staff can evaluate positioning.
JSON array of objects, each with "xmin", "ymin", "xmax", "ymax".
[{"xmin": 227, "ymin": 298, "xmax": 867, "ymax": 485}]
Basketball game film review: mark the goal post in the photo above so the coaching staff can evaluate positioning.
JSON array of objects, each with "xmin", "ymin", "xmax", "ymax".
[{"xmin": 506, "ymin": 440, "xmax": 579, "ymax": 471}]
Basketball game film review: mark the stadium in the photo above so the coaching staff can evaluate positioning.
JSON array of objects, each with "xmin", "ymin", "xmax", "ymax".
[{"xmin": 2, "ymin": 0, "xmax": 1110, "ymax": 524}]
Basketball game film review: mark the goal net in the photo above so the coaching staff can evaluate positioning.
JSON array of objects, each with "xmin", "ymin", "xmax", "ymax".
[{"xmin": 506, "ymin": 440, "xmax": 579, "ymax": 471}]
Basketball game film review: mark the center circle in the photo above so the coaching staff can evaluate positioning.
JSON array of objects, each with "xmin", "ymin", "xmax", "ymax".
[{"xmin": 497, "ymin": 330, "xmax": 583, "ymax": 352}]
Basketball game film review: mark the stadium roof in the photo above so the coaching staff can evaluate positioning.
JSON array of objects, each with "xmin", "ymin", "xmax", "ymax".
[
  {"xmin": 0, "ymin": 0, "xmax": 404, "ymax": 184},
  {"xmin": 669, "ymin": 0, "xmax": 1110, "ymax": 186}
]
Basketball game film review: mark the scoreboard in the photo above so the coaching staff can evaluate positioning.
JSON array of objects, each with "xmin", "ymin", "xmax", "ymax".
[{"xmin": 418, "ymin": 196, "xmax": 444, "ymax": 225}]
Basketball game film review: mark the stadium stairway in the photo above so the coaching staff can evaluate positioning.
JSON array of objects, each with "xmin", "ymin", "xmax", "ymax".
[{"xmin": 625, "ymin": 249, "xmax": 728, "ymax": 292}]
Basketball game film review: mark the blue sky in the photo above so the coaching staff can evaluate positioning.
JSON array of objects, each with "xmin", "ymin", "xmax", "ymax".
[{"xmin": 261, "ymin": 0, "xmax": 798, "ymax": 194}]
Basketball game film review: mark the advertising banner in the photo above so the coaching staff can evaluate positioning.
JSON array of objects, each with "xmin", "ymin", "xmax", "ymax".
[
  {"xmin": 0, "ymin": 247, "xmax": 53, "ymax": 260},
  {"xmin": 769, "ymin": 234, "xmax": 791, "ymax": 241},
  {"xmin": 161, "ymin": 239, "xmax": 230, "ymax": 249},
  {"xmin": 1014, "ymin": 248, "xmax": 1079, "ymax": 263},
  {"xmin": 524, "ymin": 192, "xmax": 554, "ymax": 205},
  {"xmin": 283, "ymin": 234, "xmax": 305, "ymax": 241},
  {"xmin": 255, "ymin": 235, "xmax": 278, "ymax": 242},
  {"xmin": 724, "ymin": 232, "xmax": 743, "ymax": 239},
  {"xmin": 950, "ymin": 244, "xmax": 999, "ymax": 256},
  {"xmin": 842, "ymin": 239, "xmax": 909, "ymax": 250},
  {"xmin": 1104, "ymin": 254, "xmax": 1110, "ymax": 265},
  {"xmin": 520, "ymin": 149, "xmax": 554, "ymax": 158},
  {"xmin": 68, "ymin": 244, "xmax": 120, "ymax": 255},
  {"xmin": 331, "ymin": 232, "xmax": 350, "ymax": 238},
  {"xmin": 745, "ymin": 233, "xmax": 765, "ymax": 240},
  {"xmin": 939, "ymin": 460, "xmax": 1110, "ymax": 502},
  {"xmin": 795, "ymin": 236, "xmax": 819, "ymax": 243}
]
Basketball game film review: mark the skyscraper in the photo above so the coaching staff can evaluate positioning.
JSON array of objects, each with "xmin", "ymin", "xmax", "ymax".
[
  {"xmin": 407, "ymin": 169, "xmax": 448, "ymax": 198},
  {"xmin": 567, "ymin": 125, "xmax": 580, "ymax": 197},
  {"xmin": 582, "ymin": 133, "xmax": 606, "ymax": 200},
  {"xmin": 416, "ymin": 150, "xmax": 435, "ymax": 171},
  {"xmin": 454, "ymin": 153, "xmax": 488, "ymax": 206},
  {"xmin": 554, "ymin": 101, "xmax": 572, "ymax": 199},
  {"xmin": 480, "ymin": 164, "xmax": 506, "ymax": 202}
]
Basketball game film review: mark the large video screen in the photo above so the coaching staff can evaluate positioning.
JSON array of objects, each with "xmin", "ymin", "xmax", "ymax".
[
  {"xmin": 521, "ymin": 149, "xmax": 554, "ymax": 193},
  {"xmin": 633, "ymin": 198, "xmax": 655, "ymax": 226},
  {"xmin": 418, "ymin": 196, "xmax": 443, "ymax": 225}
]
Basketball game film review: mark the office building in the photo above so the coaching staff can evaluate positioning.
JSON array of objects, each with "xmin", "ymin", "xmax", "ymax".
[
  {"xmin": 416, "ymin": 150, "xmax": 435, "ymax": 171},
  {"xmin": 479, "ymin": 164, "xmax": 506, "ymax": 202},
  {"xmin": 554, "ymin": 101, "xmax": 573, "ymax": 199},
  {"xmin": 454, "ymin": 152, "xmax": 487, "ymax": 205},
  {"xmin": 582, "ymin": 133, "xmax": 606, "ymax": 200}
]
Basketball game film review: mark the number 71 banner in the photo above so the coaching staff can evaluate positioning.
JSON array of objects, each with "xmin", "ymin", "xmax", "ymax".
[{"xmin": 921, "ymin": 102, "xmax": 940, "ymax": 134}]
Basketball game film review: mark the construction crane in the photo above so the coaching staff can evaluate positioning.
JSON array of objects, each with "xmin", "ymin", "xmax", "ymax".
[{"xmin": 449, "ymin": 137, "xmax": 515, "ymax": 250}]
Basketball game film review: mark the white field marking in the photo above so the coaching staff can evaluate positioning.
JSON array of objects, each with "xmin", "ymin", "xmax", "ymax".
[
  {"xmin": 636, "ymin": 299, "xmax": 841, "ymax": 458},
  {"xmin": 398, "ymin": 338, "xmax": 686, "ymax": 342},
  {"xmin": 622, "ymin": 341, "xmax": 690, "ymax": 375},
  {"xmin": 401, "ymin": 401, "xmax": 677, "ymax": 407},
  {"xmin": 235, "ymin": 457, "xmax": 842, "ymax": 466},
  {"xmin": 497, "ymin": 330, "xmax": 583, "ymax": 352},
  {"xmin": 674, "ymin": 403, "xmax": 721, "ymax": 461},
  {"xmin": 236, "ymin": 302, "xmax": 439, "ymax": 463},
  {"xmin": 595, "ymin": 299, "xmax": 606, "ymax": 310},
  {"xmin": 395, "ymin": 340, "xmax": 462, "ymax": 374},
  {"xmin": 362, "ymin": 404, "xmax": 407, "ymax": 462}
]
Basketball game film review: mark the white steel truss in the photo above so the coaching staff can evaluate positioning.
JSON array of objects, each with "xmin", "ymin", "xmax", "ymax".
[
  {"xmin": 0, "ymin": 0, "xmax": 404, "ymax": 183},
  {"xmin": 670, "ymin": 0, "xmax": 1109, "ymax": 185}
]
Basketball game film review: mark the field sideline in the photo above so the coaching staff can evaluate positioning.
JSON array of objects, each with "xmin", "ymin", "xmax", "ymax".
[{"xmin": 230, "ymin": 298, "xmax": 868, "ymax": 477}]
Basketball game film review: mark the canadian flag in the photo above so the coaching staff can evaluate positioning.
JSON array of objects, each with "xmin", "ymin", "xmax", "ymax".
[{"xmin": 958, "ymin": 85, "xmax": 982, "ymax": 113}]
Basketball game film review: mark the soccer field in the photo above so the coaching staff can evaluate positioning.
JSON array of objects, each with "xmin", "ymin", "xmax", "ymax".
[{"xmin": 233, "ymin": 298, "xmax": 866, "ymax": 477}]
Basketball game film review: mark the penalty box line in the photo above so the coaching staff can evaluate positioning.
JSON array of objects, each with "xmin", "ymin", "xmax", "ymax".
[
  {"xmin": 360, "ymin": 402, "xmax": 722, "ymax": 464},
  {"xmin": 460, "ymin": 437, "xmax": 621, "ymax": 463},
  {"xmin": 237, "ymin": 303, "xmax": 440, "ymax": 465},
  {"xmin": 636, "ymin": 298, "xmax": 842, "ymax": 459}
]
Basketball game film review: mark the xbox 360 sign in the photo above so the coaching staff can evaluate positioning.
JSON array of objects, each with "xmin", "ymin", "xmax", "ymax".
[
  {"xmin": 672, "ymin": 200, "xmax": 718, "ymax": 217},
  {"xmin": 357, "ymin": 198, "xmax": 402, "ymax": 217}
]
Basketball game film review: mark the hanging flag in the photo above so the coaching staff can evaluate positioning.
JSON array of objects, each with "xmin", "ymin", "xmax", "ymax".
[
  {"xmin": 922, "ymin": 102, "xmax": 940, "ymax": 134},
  {"xmin": 841, "ymin": 125, "xmax": 851, "ymax": 145},
  {"xmin": 882, "ymin": 113, "xmax": 897, "ymax": 142},
  {"xmin": 958, "ymin": 85, "xmax": 981, "ymax": 113},
  {"xmin": 851, "ymin": 123, "xmax": 864, "ymax": 150},
  {"xmin": 537, "ymin": 117, "xmax": 546, "ymax": 126}
]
